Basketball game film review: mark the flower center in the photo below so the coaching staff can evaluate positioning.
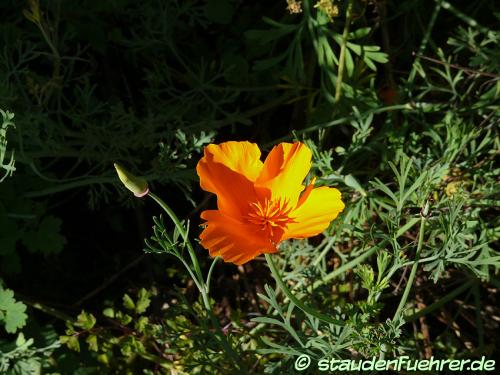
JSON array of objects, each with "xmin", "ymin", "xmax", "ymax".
[{"xmin": 246, "ymin": 198, "xmax": 295, "ymax": 239}]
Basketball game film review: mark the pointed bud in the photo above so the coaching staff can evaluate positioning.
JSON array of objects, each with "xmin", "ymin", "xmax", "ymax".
[
  {"xmin": 114, "ymin": 163, "xmax": 149, "ymax": 197},
  {"xmin": 23, "ymin": 0, "xmax": 41, "ymax": 24}
]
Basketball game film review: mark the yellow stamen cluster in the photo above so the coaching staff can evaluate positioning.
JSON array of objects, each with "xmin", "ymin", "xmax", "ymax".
[
  {"xmin": 314, "ymin": 0, "xmax": 339, "ymax": 20},
  {"xmin": 286, "ymin": 0, "xmax": 303, "ymax": 14},
  {"xmin": 247, "ymin": 198, "xmax": 295, "ymax": 238}
]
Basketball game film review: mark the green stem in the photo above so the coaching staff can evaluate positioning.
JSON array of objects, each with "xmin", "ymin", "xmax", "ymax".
[
  {"xmin": 473, "ymin": 282, "xmax": 484, "ymax": 350},
  {"xmin": 147, "ymin": 193, "xmax": 241, "ymax": 367},
  {"xmin": 265, "ymin": 254, "xmax": 344, "ymax": 326},
  {"xmin": 17, "ymin": 295, "xmax": 75, "ymax": 323},
  {"xmin": 269, "ymin": 103, "xmax": 425, "ymax": 145},
  {"xmin": 148, "ymin": 192, "xmax": 204, "ymax": 284},
  {"xmin": 392, "ymin": 202, "xmax": 429, "ymax": 323},
  {"xmin": 200, "ymin": 291, "xmax": 242, "ymax": 369},
  {"xmin": 176, "ymin": 256, "xmax": 203, "ymax": 293},
  {"xmin": 242, "ymin": 239, "xmax": 387, "ymax": 344},
  {"xmin": 24, "ymin": 176, "xmax": 117, "ymax": 198},
  {"xmin": 36, "ymin": 21, "xmax": 60, "ymax": 62},
  {"xmin": 439, "ymin": 0, "xmax": 495, "ymax": 37},
  {"xmin": 206, "ymin": 256, "xmax": 220, "ymax": 295},
  {"xmin": 312, "ymin": 236, "xmax": 337, "ymax": 267},
  {"xmin": 34, "ymin": 18, "xmax": 62, "ymax": 86},
  {"xmin": 335, "ymin": 0, "xmax": 354, "ymax": 103},
  {"xmin": 408, "ymin": 0, "xmax": 443, "ymax": 84}
]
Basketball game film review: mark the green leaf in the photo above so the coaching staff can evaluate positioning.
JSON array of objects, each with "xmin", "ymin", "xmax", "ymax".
[
  {"xmin": 15, "ymin": 332, "xmax": 27, "ymax": 346},
  {"xmin": 252, "ymin": 316, "xmax": 284, "ymax": 326},
  {"xmin": 253, "ymin": 51, "xmax": 289, "ymax": 71},
  {"xmin": 371, "ymin": 178, "xmax": 398, "ymax": 205},
  {"xmin": 345, "ymin": 47, "xmax": 354, "ymax": 77},
  {"xmin": 396, "ymin": 217, "xmax": 421, "ymax": 238},
  {"xmin": 86, "ymin": 334, "xmax": 98, "ymax": 352},
  {"xmin": 135, "ymin": 288, "xmax": 151, "ymax": 314},
  {"xmin": 116, "ymin": 311, "xmax": 132, "ymax": 325},
  {"xmin": 102, "ymin": 307, "xmax": 115, "ymax": 318},
  {"xmin": 135, "ymin": 316, "xmax": 149, "ymax": 333},
  {"xmin": 245, "ymin": 28, "xmax": 295, "ymax": 44},
  {"xmin": 22, "ymin": 215, "xmax": 66, "ymax": 254},
  {"xmin": 363, "ymin": 55, "xmax": 377, "ymax": 71},
  {"xmin": 344, "ymin": 174, "xmax": 367, "ymax": 197},
  {"xmin": 122, "ymin": 293, "xmax": 135, "ymax": 310},
  {"xmin": 365, "ymin": 51, "xmax": 389, "ymax": 63},
  {"xmin": 0, "ymin": 286, "xmax": 28, "ymax": 333},
  {"xmin": 97, "ymin": 353, "xmax": 109, "ymax": 365},
  {"xmin": 75, "ymin": 311, "xmax": 96, "ymax": 330},
  {"xmin": 1, "ymin": 109, "xmax": 16, "ymax": 182},
  {"xmin": 348, "ymin": 27, "xmax": 371, "ymax": 39},
  {"xmin": 60, "ymin": 335, "xmax": 80, "ymax": 352},
  {"xmin": 356, "ymin": 264, "xmax": 374, "ymax": 290}
]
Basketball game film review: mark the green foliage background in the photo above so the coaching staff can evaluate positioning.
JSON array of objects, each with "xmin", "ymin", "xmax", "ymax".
[{"xmin": 0, "ymin": 0, "xmax": 498, "ymax": 373}]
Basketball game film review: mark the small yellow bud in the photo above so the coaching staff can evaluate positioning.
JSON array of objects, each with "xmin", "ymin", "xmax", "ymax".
[
  {"xmin": 314, "ymin": 0, "xmax": 339, "ymax": 20},
  {"xmin": 287, "ymin": 0, "xmax": 303, "ymax": 14},
  {"xmin": 114, "ymin": 163, "xmax": 149, "ymax": 197},
  {"xmin": 445, "ymin": 181, "xmax": 458, "ymax": 197}
]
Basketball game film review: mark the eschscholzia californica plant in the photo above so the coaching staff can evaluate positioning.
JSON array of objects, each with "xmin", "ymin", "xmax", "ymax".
[{"xmin": 196, "ymin": 141, "xmax": 345, "ymax": 265}]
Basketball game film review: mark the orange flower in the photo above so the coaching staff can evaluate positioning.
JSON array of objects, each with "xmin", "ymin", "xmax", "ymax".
[{"xmin": 196, "ymin": 141, "xmax": 345, "ymax": 265}]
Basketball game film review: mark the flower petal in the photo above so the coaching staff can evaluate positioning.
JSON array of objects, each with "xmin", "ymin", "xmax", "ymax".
[
  {"xmin": 199, "ymin": 210, "xmax": 277, "ymax": 265},
  {"xmin": 197, "ymin": 142, "xmax": 262, "ymax": 217},
  {"xmin": 205, "ymin": 141, "xmax": 263, "ymax": 181},
  {"xmin": 283, "ymin": 186, "xmax": 345, "ymax": 240},
  {"xmin": 256, "ymin": 142, "xmax": 312, "ymax": 204},
  {"xmin": 296, "ymin": 176, "xmax": 316, "ymax": 208}
]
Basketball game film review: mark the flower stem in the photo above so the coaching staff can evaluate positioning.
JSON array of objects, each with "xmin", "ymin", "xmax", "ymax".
[
  {"xmin": 206, "ymin": 256, "xmax": 220, "ymax": 295},
  {"xmin": 265, "ymin": 254, "xmax": 344, "ymax": 326},
  {"xmin": 335, "ymin": 0, "xmax": 354, "ymax": 103},
  {"xmin": 147, "ymin": 192, "xmax": 241, "ymax": 367},
  {"xmin": 392, "ymin": 201, "xmax": 429, "ymax": 323},
  {"xmin": 148, "ymin": 192, "xmax": 204, "ymax": 284}
]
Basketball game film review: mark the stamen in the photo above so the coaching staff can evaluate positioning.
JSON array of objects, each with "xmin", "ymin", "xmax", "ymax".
[{"xmin": 246, "ymin": 197, "xmax": 295, "ymax": 237}]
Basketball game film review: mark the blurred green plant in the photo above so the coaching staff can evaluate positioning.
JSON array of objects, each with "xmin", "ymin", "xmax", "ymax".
[
  {"xmin": 0, "ymin": 331, "xmax": 60, "ymax": 375},
  {"xmin": 247, "ymin": 0, "xmax": 388, "ymax": 109},
  {"xmin": 0, "ymin": 110, "xmax": 16, "ymax": 183}
]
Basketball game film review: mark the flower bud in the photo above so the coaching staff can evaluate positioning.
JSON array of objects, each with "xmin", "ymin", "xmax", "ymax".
[{"xmin": 114, "ymin": 163, "xmax": 149, "ymax": 197}]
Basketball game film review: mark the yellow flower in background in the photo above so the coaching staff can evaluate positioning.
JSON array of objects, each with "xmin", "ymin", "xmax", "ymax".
[
  {"xmin": 314, "ymin": 0, "xmax": 339, "ymax": 20},
  {"xmin": 196, "ymin": 141, "xmax": 345, "ymax": 265},
  {"xmin": 286, "ymin": 0, "xmax": 303, "ymax": 14}
]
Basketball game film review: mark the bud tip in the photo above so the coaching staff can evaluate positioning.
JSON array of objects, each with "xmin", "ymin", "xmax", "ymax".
[{"xmin": 114, "ymin": 163, "xmax": 149, "ymax": 197}]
